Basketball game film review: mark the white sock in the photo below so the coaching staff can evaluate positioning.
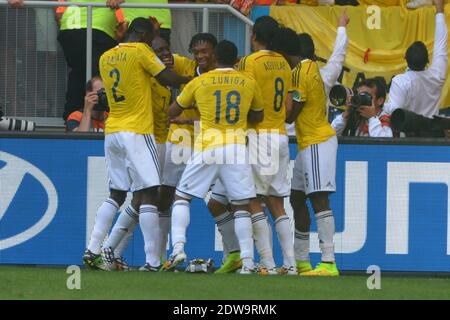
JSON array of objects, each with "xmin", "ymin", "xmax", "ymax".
[
  {"xmin": 87, "ymin": 198, "xmax": 119, "ymax": 255},
  {"xmin": 171, "ymin": 200, "xmax": 190, "ymax": 255},
  {"xmin": 274, "ymin": 215, "xmax": 296, "ymax": 267},
  {"xmin": 159, "ymin": 210, "xmax": 171, "ymax": 260},
  {"xmin": 294, "ymin": 230, "xmax": 310, "ymax": 262},
  {"xmin": 114, "ymin": 228, "xmax": 135, "ymax": 258},
  {"xmin": 234, "ymin": 210, "xmax": 254, "ymax": 269},
  {"xmin": 108, "ymin": 206, "xmax": 139, "ymax": 257},
  {"xmin": 214, "ymin": 211, "xmax": 240, "ymax": 255},
  {"xmin": 251, "ymin": 212, "xmax": 276, "ymax": 269},
  {"xmin": 139, "ymin": 205, "xmax": 161, "ymax": 267},
  {"xmin": 315, "ymin": 210, "xmax": 335, "ymax": 262}
]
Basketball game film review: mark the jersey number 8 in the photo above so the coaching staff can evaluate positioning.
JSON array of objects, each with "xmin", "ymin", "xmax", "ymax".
[{"xmin": 274, "ymin": 77, "xmax": 284, "ymax": 112}]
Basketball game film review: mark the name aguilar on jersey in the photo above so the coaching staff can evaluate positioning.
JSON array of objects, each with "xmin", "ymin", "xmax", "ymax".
[{"xmin": 263, "ymin": 60, "xmax": 288, "ymax": 71}]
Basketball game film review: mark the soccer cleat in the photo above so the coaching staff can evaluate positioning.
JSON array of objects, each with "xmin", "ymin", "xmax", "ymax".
[
  {"xmin": 296, "ymin": 261, "xmax": 313, "ymax": 274},
  {"xmin": 214, "ymin": 252, "xmax": 242, "ymax": 274},
  {"xmin": 278, "ymin": 265, "xmax": 298, "ymax": 275},
  {"xmin": 98, "ymin": 247, "xmax": 116, "ymax": 271},
  {"xmin": 83, "ymin": 249, "xmax": 102, "ymax": 269},
  {"xmin": 161, "ymin": 251, "xmax": 187, "ymax": 272},
  {"xmin": 239, "ymin": 266, "xmax": 256, "ymax": 275},
  {"xmin": 115, "ymin": 257, "xmax": 130, "ymax": 271},
  {"xmin": 258, "ymin": 266, "xmax": 278, "ymax": 276},
  {"xmin": 139, "ymin": 263, "xmax": 162, "ymax": 272},
  {"xmin": 300, "ymin": 262, "xmax": 339, "ymax": 276}
]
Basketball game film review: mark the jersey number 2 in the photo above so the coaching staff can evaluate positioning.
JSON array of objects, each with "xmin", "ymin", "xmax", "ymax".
[
  {"xmin": 214, "ymin": 90, "xmax": 240, "ymax": 124},
  {"xmin": 110, "ymin": 68, "xmax": 125, "ymax": 103}
]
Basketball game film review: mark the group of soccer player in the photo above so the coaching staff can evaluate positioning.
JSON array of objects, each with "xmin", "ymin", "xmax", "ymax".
[{"xmin": 83, "ymin": 11, "xmax": 349, "ymax": 276}]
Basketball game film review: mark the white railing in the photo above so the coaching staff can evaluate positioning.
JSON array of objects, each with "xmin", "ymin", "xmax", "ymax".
[{"xmin": 0, "ymin": 1, "xmax": 253, "ymax": 82}]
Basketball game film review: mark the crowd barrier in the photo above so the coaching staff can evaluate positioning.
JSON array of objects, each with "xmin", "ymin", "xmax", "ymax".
[{"xmin": 1, "ymin": 132, "xmax": 449, "ymax": 272}]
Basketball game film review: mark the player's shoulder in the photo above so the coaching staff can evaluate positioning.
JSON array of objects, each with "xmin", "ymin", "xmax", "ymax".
[{"xmin": 301, "ymin": 59, "xmax": 319, "ymax": 75}]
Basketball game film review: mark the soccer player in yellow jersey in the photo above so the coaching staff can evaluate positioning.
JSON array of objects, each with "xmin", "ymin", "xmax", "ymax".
[
  {"xmin": 98, "ymin": 34, "xmax": 178, "ymax": 270},
  {"xmin": 281, "ymin": 30, "xmax": 339, "ymax": 276},
  {"xmin": 163, "ymin": 40, "xmax": 264, "ymax": 273},
  {"xmin": 85, "ymin": 18, "xmax": 190, "ymax": 272},
  {"xmin": 233, "ymin": 16, "xmax": 297, "ymax": 275}
]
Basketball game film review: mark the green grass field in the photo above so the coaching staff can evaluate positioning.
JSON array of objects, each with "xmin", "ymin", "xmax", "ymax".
[{"xmin": 1, "ymin": 266, "xmax": 449, "ymax": 300}]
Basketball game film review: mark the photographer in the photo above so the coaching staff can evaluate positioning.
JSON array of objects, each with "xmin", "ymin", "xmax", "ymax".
[
  {"xmin": 66, "ymin": 77, "xmax": 107, "ymax": 132},
  {"xmin": 331, "ymin": 78, "xmax": 393, "ymax": 137}
]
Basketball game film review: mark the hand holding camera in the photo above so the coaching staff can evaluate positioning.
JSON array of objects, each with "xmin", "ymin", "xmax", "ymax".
[{"xmin": 84, "ymin": 91, "xmax": 99, "ymax": 112}]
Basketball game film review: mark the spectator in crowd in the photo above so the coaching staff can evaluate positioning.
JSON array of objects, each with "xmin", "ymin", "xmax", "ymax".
[
  {"xmin": 384, "ymin": 0, "xmax": 447, "ymax": 118},
  {"xmin": 8, "ymin": 0, "xmax": 24, "ymax": 8},
  {"xmin": 331, "ymin": 78, "xmax": 393, "ymax": 137},
  {"xmin": 57, "ymin": 0, "xmax": 117, "ymax": 120},
  {"xmin": 66, "ymin": 77, "xmax": 107, "ymax": 132}
]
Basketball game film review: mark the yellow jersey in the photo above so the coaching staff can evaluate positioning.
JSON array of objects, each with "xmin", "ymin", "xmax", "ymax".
[
  {"xmin": 238, "ymin": 50, "xmax": 292, "ymax": 135},
  {"xmin": 100, "ymin": 42, "xmax": 166, "ymax": 135},
  {"xmin": 151, "ymin": 78, "xmax": 171, "ymax": 144},
  {"xmin": 176, "ymin": 68, "xmax": 264, "ymax": 151},
  {"xmin": 167, "ymin": 54, "xmax": 200, "ymax": 146},
  {"xmin": 292, "ymin": 59, "xmax": 336, "ymax": 150}
]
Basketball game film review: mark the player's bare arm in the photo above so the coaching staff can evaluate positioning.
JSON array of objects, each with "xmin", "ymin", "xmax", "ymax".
[
  {"xmin": 286, "ymin": 100, "xmax": 305, "ymax": 124},
  {"xmin": 156, "ymin": 69, "xmax": 192, "ymax": 88}
]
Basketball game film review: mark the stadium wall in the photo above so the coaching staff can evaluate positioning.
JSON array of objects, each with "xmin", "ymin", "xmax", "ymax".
[{"xmin": 0, "ymin": 133, "xmax": 449, "ymax": 272}]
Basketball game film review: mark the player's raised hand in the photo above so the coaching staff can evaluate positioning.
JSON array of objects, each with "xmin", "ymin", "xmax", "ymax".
[
  {"xmin": 148, "ymin": 16, "xmax": 162, "ymax": 36},
  {"xmin": 106, "ymin": 0, "xmax": 124, "ymax": 9},
  {"xmin": 435, "ymin": 0, "xmax": 444, "ymax": 13},
  {"xmin": 115, "ymin": 21, "xmax": 129, "ymax": 42},
  {"xmin": 338, "ymin": 9, "xmax": 350, "ymax": 27}
]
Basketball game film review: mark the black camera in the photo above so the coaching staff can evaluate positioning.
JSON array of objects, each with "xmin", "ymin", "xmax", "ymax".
[
  {"xmin": 391, "ymin": 109, "xmax": 450, "ymax": 138},
  {"xmin": 350, "ymin": 92, "xmax": 372, "ymax": 109},
  {"xmin": 329, "ymin": 84, "xmax": 373, "ymax": 109},
  {"xmin": 93, "ymin": 88, "xmax": 109, "ymax": 112},
  {"xmin": 329, "ymin": 84, "xmax": 373, "ymax": 136}
]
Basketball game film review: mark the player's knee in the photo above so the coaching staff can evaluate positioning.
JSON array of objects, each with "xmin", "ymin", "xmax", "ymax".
[
  {"xmin": 207, "ymin": 198, "xmax": 227, "ymax": 217},
  {"xmin": 290, "ymin": 191, "xmax": 306, "ymax": 212},
  {"xmin": 309, "ymin": 192, "xmax": 330, "ymax": 213},
  {"xmin": 158, "ymin": 186, "xmax": 175, "ymax": 212},
  {"xmin": 139, "ymin": 186, "xmax": 159, "ymax": 206},
  {"xmin": 109, "ymin": 190, "xmax": 127, "ymax": 207}
]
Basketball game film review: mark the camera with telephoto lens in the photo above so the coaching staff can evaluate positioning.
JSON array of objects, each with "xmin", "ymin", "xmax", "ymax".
[
  {"xmin": 0, "ymin": 106, "xmax": 35, "ymax": 132},
  {"xmin": 93, "ymin": 88, "xmax": 109, "ymax": 112},
  {"xmin": 391, "ymin": 109, "xmax": 450, "ymax": 137},
  {"xmin": 329, "ymin": 84, "xmax": 373, "ymax": 136}
]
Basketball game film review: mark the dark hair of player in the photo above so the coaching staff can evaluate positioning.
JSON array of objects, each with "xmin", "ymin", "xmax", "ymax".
[
  {"xmin": 215, "ymin": 40, "xmax": 238, "ymax": 66},
  {"xmin": 252, "ymin": 16, "xmax": 279, "ymax": 50},
  {"xmin": 273, "ymin": 27, "xmax": 301, "ymax": 56},
  {"xmin": 189, "ymin": 33, "xmax": 218, "ymax": 52},
  {"xmin": 297, "ymin": 33, "xmax": 315, "ymax": 60}
]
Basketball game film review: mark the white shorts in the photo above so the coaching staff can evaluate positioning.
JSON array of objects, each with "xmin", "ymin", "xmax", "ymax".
[
  {"xmin": 105, "ymin": 132, "xmax": 160, "ymax": 192},
  {"xmin": 176, "ymin": 144, "xmax": 256, "ymax": 204},
  {"xmin": 291, "ymin": 135, "xmax": 337, "ymax": 195},
  {"xmin": 249, "ymin": 133, "xmax": 290, "ymax": 197},
  {"xmin": 157, "ymin": 143, "xmax": 166, "ymax": 173},
  {"xmin": 161, "ymin": 142, "xmax": 191, "ymax": 187},
  {"xmin": 210, "ymin": 179, "xmax": 229, "ymax": 205}
]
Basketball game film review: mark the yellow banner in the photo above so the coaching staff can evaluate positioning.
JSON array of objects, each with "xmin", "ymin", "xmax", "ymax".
[{"xmin": 270, "ymin": 4, "xmax": 450, "ymax": 109}]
